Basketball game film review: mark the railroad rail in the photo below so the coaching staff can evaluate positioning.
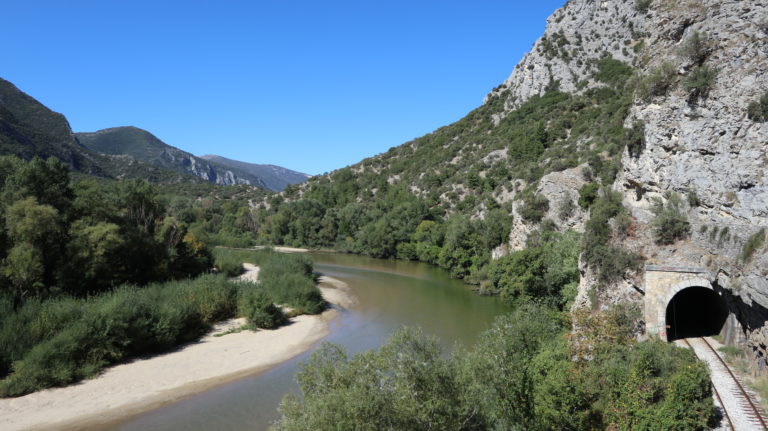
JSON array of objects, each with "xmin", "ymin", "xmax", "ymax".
[{"xmin": 681, "ymin": 337, "xmax": 768, "ymax": 431}]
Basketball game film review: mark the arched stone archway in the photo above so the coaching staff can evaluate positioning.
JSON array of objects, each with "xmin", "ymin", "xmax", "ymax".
[{"xmin": 644, "ymin": 267, "xmax": 718, "ymax": 339}]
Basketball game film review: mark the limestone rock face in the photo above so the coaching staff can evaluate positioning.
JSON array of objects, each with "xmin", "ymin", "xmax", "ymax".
[
  {"xmin": 494, "ymin": 0, "xmax": 768, "ymax": 369},
  {"xmin": 507, "ymin": 166, "xmax": 589, "ymax": 251},
  {"xmin": 486, "ymin": 0, "xmax": 645, "ymax": 113},
  {"xmin": 615, "ymin": 1, "xmax": 768, "ymax": 366}
]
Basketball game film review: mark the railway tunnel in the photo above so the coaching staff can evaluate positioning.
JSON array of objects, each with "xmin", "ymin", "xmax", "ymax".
[
  {"xmin": 665, "ymin": 285, "xmax": 728, "ymax": 341},
  {"xmin": 644, "ymin": 268, "xmax": 731, "ymax": 341}
]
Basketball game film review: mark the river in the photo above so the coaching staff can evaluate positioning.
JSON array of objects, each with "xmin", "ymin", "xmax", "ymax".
[{"xmin": 113, "ymin": 252, "xmax": 511, "ymax": 431}]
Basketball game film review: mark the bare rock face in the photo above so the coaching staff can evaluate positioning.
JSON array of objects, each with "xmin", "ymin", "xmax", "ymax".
[{"xmin": 486, "ymin": 0, "xmax": 646, "ymax": 114}]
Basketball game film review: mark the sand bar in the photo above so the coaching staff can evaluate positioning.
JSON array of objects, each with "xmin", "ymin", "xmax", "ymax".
[{"xmin": 0, "ymin": 265, "xmax": 354, "ymax": 431}]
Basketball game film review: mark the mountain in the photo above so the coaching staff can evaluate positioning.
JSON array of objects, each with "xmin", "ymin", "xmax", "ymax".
[
  {"xmin": 254, "ymin": 0, "xmax": 768, "ymax": 371},
  {"xmin": 76, "ymin": 127, "xmax": 265, "ymax": 187},
  {"xmin": 0, "ymin": 77, "xmax": 102, "ymax": 174},
  {"xmin": 199, "ymin": 154, "xmax": 309, "ymax": 191},
  {"xmin": 0, "ymin": 78, "xmax": 225, "ymax": 184}
]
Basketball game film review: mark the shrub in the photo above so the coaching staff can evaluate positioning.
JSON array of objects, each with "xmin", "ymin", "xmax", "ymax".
[
  {"xmin": 625, "ymin": 122, "xmax": 646, "ymax": 158},
  {"xmin": 213, "ymin": 248, "xmax": 325, "ymax": 314},
  {"xmin": 680, "ymin": 31, "xmax": 710, "ymax": 65},
  {"xmin": 747, "ymin": 92, "xmax": 768, "ymax": 122},
  {"xmin": 741, "ymin": 229, "xmax": 766, "ymax": 263},
  {"xmin": 578, "ymin": 183, "xmax": 600, "ymax": 209},
  {"xmin": 684, "ymin": 65, "xmax": 718, "ymax": 102},
  {"xmin": 557, "ymin": 196, "xmax": 576, "ymax": 221},
  {"xmin": 582, "ymin": 191, "xmax": 643, "ymax": 283},
  {"xmin": 518, "ymin": 193, "xmax": 550, "ymax": 223},
  {"xmin": 687, "ymin": 188, "xmax": 701, "ymax": 207},
  {"xmin": 594, "ymin": 58, "xmax": 634, "ymax": 88},
  {"xmin": 650, "ymin": 192, "xmax": 690, "ymax": 245},
  {"xmin": 239, "ymin": 289, "xmax": 286, "ymax": 329},
  {"xmin": 635, "ymin": 0, "xmax": 652, "ymax": 12},
  {"xmin": 213, "ymin": 250, "xmax": 246, "ymax": 276},
  {"xmin": 637, "ymin": 62, "xmax": 677, "ymax": 100}
]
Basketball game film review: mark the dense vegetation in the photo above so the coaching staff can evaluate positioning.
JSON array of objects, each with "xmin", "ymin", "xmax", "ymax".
[
  {"xmin": 0, "ymin": 156, "xmax": 212, "ymax": 305},
  {"xmin": 0, "ymin": 156, "xmax": 322, "ymax": 396},
  {"xmin": 0, "ymin": 247, "xmax": 323, "ymax": 396},
  {"xmin": 213, "ymin": 248, "xmax": 325, "ymax": 314},
  {"xmin": 275, "ymin": 305, "xmax": 714, "ymax": 431},
  {"xmin": 0, "ymin": 275, "xmax": 237, "ymax": 396}
]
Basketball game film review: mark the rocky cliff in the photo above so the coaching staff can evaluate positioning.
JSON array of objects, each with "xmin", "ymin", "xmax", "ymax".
[
  {"xmin": 493, "ymin": 0, "xmax": 768, "ymax": 371},
  {"xmin": 199, "ymin": 154, "xmax": 309, "ymax": 192},
  {"xmin": 77, "ymin": 127, "xmax": 265, "ymax": 187}
]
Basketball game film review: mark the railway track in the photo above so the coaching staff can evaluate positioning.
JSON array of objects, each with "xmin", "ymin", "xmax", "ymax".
[{"xmin": 680, "ymin": 337, "xmax": 768, "ymax": 431}]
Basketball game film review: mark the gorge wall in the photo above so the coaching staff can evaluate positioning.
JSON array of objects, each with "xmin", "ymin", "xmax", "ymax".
[{"xmin": 494, "ymin": 0, "xmax": 768, "ymax": 371}]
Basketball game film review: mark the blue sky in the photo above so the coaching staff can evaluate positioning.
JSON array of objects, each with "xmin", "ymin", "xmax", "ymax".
[{"xmin": 3, "ymin": 1, "xmax": 564, "ymax": 175}]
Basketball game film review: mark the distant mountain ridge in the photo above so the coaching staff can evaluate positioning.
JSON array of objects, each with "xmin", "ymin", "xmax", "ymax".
[
  {"xmin": 76, "ymin": 127, "xmax": 265, "ymax": 187},
  {"xmin": 200, "ymin": 154, "xmax": 309, "ymax": 191}
]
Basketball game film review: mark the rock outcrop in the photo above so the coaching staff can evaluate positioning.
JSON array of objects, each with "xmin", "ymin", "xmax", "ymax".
[
  {"xmin": 77, "ymin": 127, "xmax": 263, "ymax": 187},
  {"xmin": 495, "ymin": 0, "xmax": 768, "ymax": 371}
]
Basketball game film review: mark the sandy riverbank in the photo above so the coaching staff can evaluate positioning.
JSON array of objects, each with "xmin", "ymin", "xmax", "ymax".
[{"xmin": 0, "ymin": 266, "xmax": 354, "ymax": 431}]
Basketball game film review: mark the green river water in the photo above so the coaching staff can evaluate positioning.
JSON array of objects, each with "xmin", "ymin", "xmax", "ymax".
[{"xmin": 112, "ymin": 252, "xmax": 511, "ymax": 431}]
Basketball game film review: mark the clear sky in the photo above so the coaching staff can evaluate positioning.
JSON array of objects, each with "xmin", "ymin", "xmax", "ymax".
[{"xmin": 3, "ymin": 0, "xmax": 564, "ymax": 175}]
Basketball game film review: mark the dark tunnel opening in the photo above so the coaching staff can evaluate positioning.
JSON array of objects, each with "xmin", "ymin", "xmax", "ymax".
[{"xmin": 666, "ymin": 286, "xmax": 729, "ymax": 342}]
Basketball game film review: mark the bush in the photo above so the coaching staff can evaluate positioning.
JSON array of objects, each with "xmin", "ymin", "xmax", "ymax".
[
  {"xmin": 213, "ymin": 248, "xmax": 326, "ymax": 314},
  {"xmin": 635, "ymin": 0, "xmax": 652, "ymax": 12},
  {"xmin": 239, "ymin": 289, "xmax": 286, "ymax": 329},
  {"xmin": 747, "ymin": 92, "xmax": 768, "ymax": 122},
  {"xmin": 518, "ymin": 193, "xmax": 550, "ymax": 223},
  {"xmin": 557, "ymin": 196, "xmax": 576, "ymax": 221},
  {"xmin": 650, "ymin": 192, "xmax": 690, "ymax": 245},
  {"xmin": 683, "ymin": 65, "xmax": 718, "ymax": 102},
  {"xmin": 594, "ymin": 58, "xmax": 634, "ymax": 88},
  {"xmin": 578, "ymin": 183, "xmax": 600, "ymax": 209},
  {"xmin": 274, "ymin": 307, "xmax": 715, "ymax": 431},
  {"xmin": 637, "ymin": 62, "xmax": 676, "ymax": 100},
  {"xmin": 741, "ymin": 229, "xmax": 766, "ymax": 262},
  {"xmin": 680, "ymin": 31, "xmax": 710, "ymax": 65},
  {"xmin": 488, "ymin": 230, "xmax": 581, "ymax": 309},
  {"xmin": 214, "ymin": 250, "xmax": 246, "ymax": 276},
  {"xmin": 625, "ymin": 122, "xmax": 646, "ymax": 158},
  {"xmin": 582, "ymin": 191, "xmax": 643, "ymax": 283},
  {"xmin": 687, "ymin": 188, "xmax": 701, "ymax": 207}
]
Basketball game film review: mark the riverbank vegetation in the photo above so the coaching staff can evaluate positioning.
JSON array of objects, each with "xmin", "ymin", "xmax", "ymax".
[
  {"xmin": 0, "ymin": 247, "xmax": 323, "ymax": 397},
  {"xmin": 213, "ymin": 248, "xmax": 325, "ymax": 315},
  {"xmin": 275, "ymin": 305, "xmax": 714, "ymax": 431},
  {"xmin": 0, "ymin": 156, "xmax": 324, "ymax": 396}
]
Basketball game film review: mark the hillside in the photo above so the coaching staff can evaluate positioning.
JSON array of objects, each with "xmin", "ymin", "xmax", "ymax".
[
  {"xmin": 77, "ymin": 127, "xmax": 266, "ymax": 187},
  {"xmin": 200, "ymin": 154, "xmax": 309, "ymax": 191},
  {"xmin": 0, "ymin": 78, "xmax": 102, "ymax": 174},
  {"xmin": 254, "ymin": 0, "xmax": 768, "ymax": 372},
  {"xmin": 0, "ymin": 78, "xmax": 228, "ymax": 184}
]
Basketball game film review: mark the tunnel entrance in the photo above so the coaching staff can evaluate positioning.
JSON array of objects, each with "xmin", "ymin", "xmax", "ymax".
[{"xmin": 665, "ymin": 286, "xmax": 728, "ymax": 341}]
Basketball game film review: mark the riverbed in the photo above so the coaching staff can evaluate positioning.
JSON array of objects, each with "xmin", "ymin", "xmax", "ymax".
[{"xmin": 112, "ymin": 252, "xmax": 511, "ymax": 431}]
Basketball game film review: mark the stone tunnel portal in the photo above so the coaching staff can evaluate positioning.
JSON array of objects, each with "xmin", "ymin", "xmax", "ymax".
[{"xmin": 665, "ymin": 286, "xmax": 728, "ymax": 342}]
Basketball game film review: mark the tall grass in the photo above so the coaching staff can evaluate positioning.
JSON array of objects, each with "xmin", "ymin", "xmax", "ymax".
[
  {"xmin": 0, "ymin": 274, "xmax": 238, "ymax": 397},
  {"xmin": 0, "ymin": 249, "xmax": 326, "ymax": 397},
  {"xmin": 214, "ymin": 248, "xmax": 325, "ymax": 314}
]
